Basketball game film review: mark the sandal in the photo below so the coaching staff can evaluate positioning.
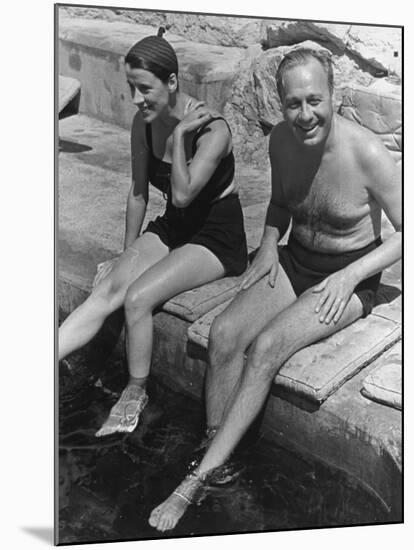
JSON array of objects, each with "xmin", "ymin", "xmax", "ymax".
[{"xmin": 95, "ymin": 385, "xmax": 148, "ymax": 437}]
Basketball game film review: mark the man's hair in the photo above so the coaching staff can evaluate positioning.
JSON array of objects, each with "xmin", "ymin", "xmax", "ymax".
[{"xmin": 276, "ymin": 48, "xmax": 334, "ymax": 100}]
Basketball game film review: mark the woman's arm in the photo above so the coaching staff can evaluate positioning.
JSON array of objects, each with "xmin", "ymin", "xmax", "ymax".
[
  {"xmin": 170, "ymin": 104, "xmax": 231, "ymax": 208},
  {"xmin": 124, "ymin": 114, "xmax": 150, "ymax": 249}
]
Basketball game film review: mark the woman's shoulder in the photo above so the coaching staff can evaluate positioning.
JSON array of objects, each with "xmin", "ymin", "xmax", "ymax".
[
  {"xmin": 185, "ymin": 95, "xmax": 229, "ymax": 132},
  {"xmin": 195, "ymin": 116, "xmax": 232, "ymax": 158}
]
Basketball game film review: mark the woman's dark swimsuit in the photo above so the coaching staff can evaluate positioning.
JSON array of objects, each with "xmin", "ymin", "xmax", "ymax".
[
  {"xmin": 143, "ymin": 120, "xmax": 248, "ymax": 276},
  {"xmin": 278, "ymin": 233, "xmax": 382, "ymax": 317}
]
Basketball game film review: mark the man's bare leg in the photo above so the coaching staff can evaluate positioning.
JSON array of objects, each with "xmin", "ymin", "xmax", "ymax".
[
  {"xmin": 205, "ymin": 267, "xmax": 296, "ymax": 430},
  {"xmin": 149, "ymin": 268, "xmax": 296, "ymax": 531},
  {"xmin": 59, "ymin": 233, "xmax": 169, "ymax": 360},
  {"xmin": 96, "ymin": 243, "xmax": 226, "ymax": 436},
  {"xmin": 149, "ymin": 290, "xmax": 363, "ymax": 531}
]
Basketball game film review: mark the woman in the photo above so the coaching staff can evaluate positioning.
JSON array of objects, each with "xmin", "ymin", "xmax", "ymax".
[{"xmin": 58, "ymin": 28, "xmax": 248, "ymax": 438}]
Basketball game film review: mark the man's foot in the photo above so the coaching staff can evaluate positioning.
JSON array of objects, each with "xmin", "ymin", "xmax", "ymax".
[
  {"xmin": 95, "ymin": 384, "xmax": 148, "ymax": 437},
  {"xmin": 148, "ymin": 471, "xmax": 205, "ymax": 532},
  {"xmin": 190, "ymin": 427, "xmax": 244, "ymax": 486}
]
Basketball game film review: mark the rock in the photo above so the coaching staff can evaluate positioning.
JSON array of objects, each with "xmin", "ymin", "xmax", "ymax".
[
  {"xmin": 60, "ymin": 5, "xmax": 267, "ymax": 47},
  {"xmin": 339, "ymin": 79, "xmax": 402, "ymax": 162},
  {"xmin": 266, "ymin": 20, "xmax": 350, "ymax": 52},
  {"xmin": 266, "ymin": 20, "xmax": 402, "ymax": 77},
  {"xmin": 345, "ymin": 26, "xmax": 402, "ymax": 76},
  {"xmin": 222, "ymin": 45, "xmax": 270, "ymax": 165}
]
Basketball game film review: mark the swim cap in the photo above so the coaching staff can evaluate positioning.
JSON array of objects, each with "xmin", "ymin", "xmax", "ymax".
[{"xmin": 126, "ymin": 27, "xmax": 178, "ymax": 77}]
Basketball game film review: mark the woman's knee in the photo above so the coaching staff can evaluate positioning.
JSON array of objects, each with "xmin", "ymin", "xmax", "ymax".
[
  {"xmin": 90, "ymin": 277, "xmax": 121, "ymax": 312},
  {"xmin": 124, "ymin": 283, "xmax": 153, "ymax": 322}
]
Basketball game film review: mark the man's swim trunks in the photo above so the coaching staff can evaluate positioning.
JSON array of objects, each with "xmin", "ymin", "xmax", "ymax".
[{"xmin": 278, "ymin": 234, "xmax": 383, "ymax": 317}]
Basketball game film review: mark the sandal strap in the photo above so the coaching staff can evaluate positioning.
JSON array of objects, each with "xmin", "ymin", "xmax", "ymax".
[
  {"xmin": 172, "ymin": 490, "xmax": 192, "ymax": 504},
  {"xmin": 122, "ymin": 394, "xmax": 148, "ymax": 421},
  {"xmin": 172, "ymin": 470, "xmax": 206, "ymax": 505}
]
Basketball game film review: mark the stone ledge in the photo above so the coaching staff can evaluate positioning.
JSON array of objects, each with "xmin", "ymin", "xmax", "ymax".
[
  {"xmin": 188, "ymin": 291, "xmax": 401, "ymax": 404},
  {"xmin": 361, "ymin": 341, "xmax": 402, "ymax": 410}
]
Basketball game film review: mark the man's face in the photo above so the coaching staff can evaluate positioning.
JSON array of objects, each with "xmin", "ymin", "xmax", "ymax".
[{"xmin": 280, "ymin": 59, "xmax": 334, "ymax": 147}]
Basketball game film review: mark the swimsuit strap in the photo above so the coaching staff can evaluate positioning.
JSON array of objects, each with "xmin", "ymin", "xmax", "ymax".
[{"xmin": 145, "ymin": 123, "xmax": 154, "ymax": 156}]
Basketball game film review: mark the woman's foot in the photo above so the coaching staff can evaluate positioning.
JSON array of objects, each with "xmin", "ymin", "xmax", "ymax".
[
  {"xmin": 95, "ymin": 384, "xmax": 148, "ymax": 437},
  {"xmin": 148, "ymin": 470, "xmax": 205, "ymax": 532}
]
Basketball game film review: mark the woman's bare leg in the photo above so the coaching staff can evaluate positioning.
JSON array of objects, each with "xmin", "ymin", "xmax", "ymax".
[
  {"xmin": 96, "ymin": 243, "xmax": 226, "ymax": 436},
  {"xmin": 58, "ymin": 233, "xmax": 169, "ymax": 360}
]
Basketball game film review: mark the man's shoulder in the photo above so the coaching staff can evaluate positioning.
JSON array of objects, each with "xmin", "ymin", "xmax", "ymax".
[{"xmin": 336, "ymin": 114, "xmax": 389, "ymax": 166}]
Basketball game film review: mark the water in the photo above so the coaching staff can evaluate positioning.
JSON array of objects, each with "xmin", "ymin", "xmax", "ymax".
[{"xmin": 58, "ymin": 354, "xmax": 391, "ymax": 545}]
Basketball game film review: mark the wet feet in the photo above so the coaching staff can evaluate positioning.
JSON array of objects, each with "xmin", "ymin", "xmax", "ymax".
[
  {"xmin": 95, "ymin": 385, "xmax": 148, "ymax": 437},
  {"xmin": 148, "ymin": 471, "xmax": 205, "ymax": 532}
]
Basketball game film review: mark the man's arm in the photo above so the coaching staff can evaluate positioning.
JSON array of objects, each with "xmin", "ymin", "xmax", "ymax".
[
  {"xmin": 350, "ymin": 140, "xmax": 401, "ymax": 283},
  {"xmin": 240, "ymin": 125, "xmax": 291, "ymax": 290},
  {"xmin": 124, "ymin": 113, "xmax": 150, "ymax": 250},
  {"xmin": 263, "ymin": 124, "xmax": 292, "ymax": 244}
]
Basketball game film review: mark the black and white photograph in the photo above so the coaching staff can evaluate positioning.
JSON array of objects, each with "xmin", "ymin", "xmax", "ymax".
[{"xmin": 54, "ymin": 0, "xmax": 405, "ymax": 546}]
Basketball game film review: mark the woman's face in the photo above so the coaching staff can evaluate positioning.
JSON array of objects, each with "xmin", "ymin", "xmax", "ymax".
[{"xmin": 125, "ymin": 64, "xmax": 171, "ymax": 122}]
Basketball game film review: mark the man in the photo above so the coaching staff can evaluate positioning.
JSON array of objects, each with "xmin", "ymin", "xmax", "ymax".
[{"xmin": 149, "ymin": 48, "xmax": 401, "ymax": 532}]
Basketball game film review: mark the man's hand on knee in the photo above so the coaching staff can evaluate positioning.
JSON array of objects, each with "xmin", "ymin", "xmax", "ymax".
[{"xmin": 312, "ymin": 268, "xmax": 358, "ymax": 324}]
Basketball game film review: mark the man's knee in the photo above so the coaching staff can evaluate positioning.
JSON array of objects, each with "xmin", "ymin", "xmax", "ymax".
[
  {"xmin": 247, "ymin": 328, "xmax": 287, "ymax": 380},
  {"xmin": 208, "ymin": 311, "xmax": 245, "ymax": 361}
]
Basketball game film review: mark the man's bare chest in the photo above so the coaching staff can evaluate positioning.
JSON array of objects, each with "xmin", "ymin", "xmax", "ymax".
[{"xmin": 281, "ymin": 166, "xmax": 367, "ymax": 231}]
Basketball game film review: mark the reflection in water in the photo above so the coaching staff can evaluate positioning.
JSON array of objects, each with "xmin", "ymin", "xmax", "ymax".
[{"xmin": 58, "ymin": 356, "xmax": 390, "ymax": 544}]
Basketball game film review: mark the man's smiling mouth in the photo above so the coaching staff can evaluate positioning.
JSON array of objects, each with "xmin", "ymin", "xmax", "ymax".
[{"xmin": 296, "ymin": 123, "xmax": 319, "ymax": 137}]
